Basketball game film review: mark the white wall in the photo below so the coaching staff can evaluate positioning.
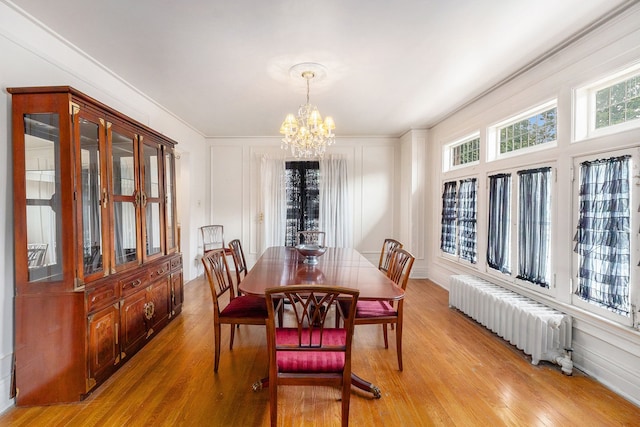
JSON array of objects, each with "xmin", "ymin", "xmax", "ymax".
[
  {"xmin": 207, "ymin": 136, "xmax": 419, "ymax": 268},
  {"xmin": 426, "ymin": 5, "xmax": 640, "ymax": 406},
  {"xmin": 0, "ymin": 2, "xmax": 208, "ymax": 412}
]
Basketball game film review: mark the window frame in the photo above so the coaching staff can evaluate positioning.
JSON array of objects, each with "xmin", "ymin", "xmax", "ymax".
[
  {"xmin": 443, "ymin": 132, "xmax": 481, "ymax": 172},
  {"xmin": 484, "ymin": 163, "xmax": 556, "ymax": 297},
  {"xmin": 439, "ymin": 176, "xmax": 479, "ymax": 267},
  {"xmin": 571, "ymin": 147, "xmax": 639, "ymax": 327},
  {"xmin": 574, "ymin": 62, "xmax": 640, "ymax": 142},
  {"xmin": 487, "ymin": 100, "xmax": 558, "ymax": 162}
]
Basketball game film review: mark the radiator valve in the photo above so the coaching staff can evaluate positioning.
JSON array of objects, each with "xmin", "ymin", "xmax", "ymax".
[{"xmin": 556, "ymin": 348, "xmax": 573, "ymax": 376}]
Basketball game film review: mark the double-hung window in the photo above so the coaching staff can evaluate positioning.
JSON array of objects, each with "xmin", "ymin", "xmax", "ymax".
[
  {"xmin": 440, "ymin": 178, "xmax": 477, "ymax": 264},
  {"xmin": 572, "ymin": 150, "xmax": 639, "ymax": 324},
  {"xmin": 485, "ymin": 167, "xmax": 553, "ymax": 289}
]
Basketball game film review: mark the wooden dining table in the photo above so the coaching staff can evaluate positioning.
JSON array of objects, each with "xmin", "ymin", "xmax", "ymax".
[{"xmin": 239, "ymin": 246, "xmax": 405, "ymax": 398}]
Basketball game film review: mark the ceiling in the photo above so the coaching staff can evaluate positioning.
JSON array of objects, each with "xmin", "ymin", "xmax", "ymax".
[{"xmin": 6, "ymin": 0, "xmax": 633, "ymax": 138}]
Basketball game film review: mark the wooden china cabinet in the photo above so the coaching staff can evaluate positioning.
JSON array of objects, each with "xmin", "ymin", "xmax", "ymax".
[{"xmin": 8, "ymin": 86, "xmax": 183, "ymax": 406}]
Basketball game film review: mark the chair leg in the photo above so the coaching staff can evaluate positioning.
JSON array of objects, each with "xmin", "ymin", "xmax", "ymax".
[
  {"xmin": 396, "ymin": 320, "xmax": 403, "ymax": 371},
  {"xmin": 382, "ymin": 324, "xmax": 389, "ymax": 349},
  {"xmin": 341, "ymin": 375, "xmax": 351, "ymax": 427},
  {"xmin": 214, "ymin": 322, "xmax": 221, "ymax": 373},
  {"xmin": 269, "ymin": 380, "xmax": 278, "ymax": 426},
  {"xmin": 229, "ymin": 323, "xmax": 236, "ymax": 350}
]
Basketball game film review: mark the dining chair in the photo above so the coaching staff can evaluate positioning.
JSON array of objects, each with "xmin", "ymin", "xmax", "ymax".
[
  {"xmin": 200, "ymin": 224, "xmax": 227, "ymax": 254},
  {"xmin": 378, "ymin": 238, "xmax": 403, "ymax": 274},
  {"xmin": 297, "ymin": 230, "xmax": 326, "ymax": 247},
  {"xmin": 201, "ymin": 248, "xmax": 267, "ymax": 372},
  {"xmin": 228, "ymin": 239, "xmax": 248, "ymax": 289},
  {"xmin": 338, "ymin": 248, "xmax": 415, "ymax": 371},
  {"xmin": 265, "ymin": 285, "xmax": 359, "ymax": 427}
]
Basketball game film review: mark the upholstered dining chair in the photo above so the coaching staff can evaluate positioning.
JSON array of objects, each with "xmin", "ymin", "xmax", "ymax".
[
  {"xmin": 378, "ymin": 238, "xmax": 403, "ymax": 274},
  {"xmin": 201, "ymin": 248, "xmax": 267, "ymax": 372},
  {"xmin": 264, "ymin": 285, "xmax": 359, "ymax": 427},
  {"xmin": 338, "ymin": 248, "xmax": 414, "ymax": 371},
  {"xmin": 297, "ymin": 230, "xmax": 326, "ymax": 247}
]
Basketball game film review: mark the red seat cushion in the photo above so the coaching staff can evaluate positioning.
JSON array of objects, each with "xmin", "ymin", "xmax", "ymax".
[
  {"xmin": 275, "ymin": 328, "xmax": 347, "ymax": 373},
  {"xmin": 355, "ymin": 300, "xmax": 397, "ymax": 318},
  {"xmin": 220, "ymin": 295, "xmax": 267, "ymax": 318}
]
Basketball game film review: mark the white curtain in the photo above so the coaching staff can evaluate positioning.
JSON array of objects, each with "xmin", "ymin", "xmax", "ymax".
[
  {"xmin": 259, "ymin": 155, "xmax": 286, "ymax": 253},
  {"xmin": 319, "ymin": 156, "xmax": 352, "ymax": 248}
]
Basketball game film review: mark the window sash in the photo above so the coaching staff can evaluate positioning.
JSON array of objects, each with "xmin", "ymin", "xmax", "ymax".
[
  {"xmin": 440, "ymin": 181, "xmax": 457, "ymax": 255},
  {"xmin": 458, "ymin": 178, "xmax": 477, "ymax": 263},
  {"xmin": 487, "ymin": 173, "xmax": 511, "ymax": 274},
  {"xmin": 573, "ymin": 155, "xmax": 631, "ymax": 316},
  {"xmin": 517, "ymin": 167, "xmax": 551, "ymax": 287}
]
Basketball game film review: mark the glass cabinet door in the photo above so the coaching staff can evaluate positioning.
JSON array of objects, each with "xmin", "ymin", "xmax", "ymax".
[
  {"xmin": 141, "ymin": 139, "xmax": 164, "ymax": 259},
  {"xmin": 164, "ymin": 148, "xmax": 177, "ymax": 253},
  {"xmin": 110, "ymin": 124, "xmax": 140, "ymax": 270},
  {"xmin": 23, "ymin": 113, "xmax": 64, "ymax": 282},
  {"xmin": 77, "ymin": 113, "xmax": 108, "ymax": 280}
]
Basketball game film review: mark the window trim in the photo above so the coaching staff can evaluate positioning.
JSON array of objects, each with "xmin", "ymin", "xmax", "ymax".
[
  {"xmin": 443, "ymin": 132, "xmax": 481, "ymax": 172},
  {"xmin": 487, "ymin": 99, "xmax": 558, "ymax": 162},
  {"xmin": 483, "ymin": 164, "xmax": 557, "ymax": 298},
  {"xmin": 571, "ymin": 148, "xmax": 639, "ymax": 326},
  {"xmin": 439, "ymin": 176, "xmax": 479, "ymax": 268},
  {"xmin": 574, "ymin": 61, "xmax": 640, "ymax": 142}
]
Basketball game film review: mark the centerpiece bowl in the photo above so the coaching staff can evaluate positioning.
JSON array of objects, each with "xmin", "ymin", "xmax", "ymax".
[{"xmin": 295, "ymin": 244, "xmax": 327, "ymax": 265}]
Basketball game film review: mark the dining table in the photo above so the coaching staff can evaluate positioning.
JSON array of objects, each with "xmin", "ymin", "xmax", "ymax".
[{"xmin": 239, "ymin": 245, "xmax": 405, "ymax": 398}]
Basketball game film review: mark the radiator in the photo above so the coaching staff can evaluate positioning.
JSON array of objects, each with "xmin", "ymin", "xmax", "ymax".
[{"xmin": 449, "ymin": 275, "xmax": 573, "ymax": 373}]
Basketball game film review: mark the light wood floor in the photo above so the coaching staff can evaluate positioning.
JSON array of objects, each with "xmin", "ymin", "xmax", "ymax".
[{"xmin": 1, "ymin": 276, "xmax": 638, "ymax": 426}]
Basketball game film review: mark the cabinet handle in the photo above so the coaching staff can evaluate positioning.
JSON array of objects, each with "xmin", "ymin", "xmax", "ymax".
[
  {"xmin": 156, "ymin": 268, "xmax": 165, "ymax": 275},
  {"xmin": 131, "ymin": 279, "xmax": 142, "ymax": 287}
]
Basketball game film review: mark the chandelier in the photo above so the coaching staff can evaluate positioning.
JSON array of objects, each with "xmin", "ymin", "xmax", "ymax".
[{"xmin": 280, "ymin": 67, "xmax": 335, "ymax": 158}]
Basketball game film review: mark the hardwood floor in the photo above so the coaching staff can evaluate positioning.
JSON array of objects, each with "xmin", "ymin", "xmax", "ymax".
[{"xmin": 1, "ymin": 276, "xmax": 638, "ymax": 426}]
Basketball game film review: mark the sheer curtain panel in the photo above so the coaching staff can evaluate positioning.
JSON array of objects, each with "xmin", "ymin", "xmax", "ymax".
[
  {"xmin": 260, "ymin": 156, "xmax": 286, "ymax": 253},
  {"xmin": 319, "ymin": 157, "xmax": 352, "ymax": 248}
]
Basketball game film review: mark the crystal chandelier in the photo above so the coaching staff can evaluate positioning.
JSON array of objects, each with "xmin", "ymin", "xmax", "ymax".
[{"xmin": 280, "ymin": 68, "xmax": 335, "ymax": 158}]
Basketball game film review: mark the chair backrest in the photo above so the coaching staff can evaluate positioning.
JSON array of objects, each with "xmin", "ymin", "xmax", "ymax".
[
  {"xmin": 265, "ymin": 285, "xmax": 359, "ymax": 354},
  {"xmin": 200, "ymin": 225, "xmax": 225, "ymax": 253},
  {"xmin": 297, "ymin": 231, "xmax": 326, "ymax": 247},
  {"xmin": 228, "ymin": 239, "xmax": 248, "ymax": 284},
  {"xmin": 201, "ymin": 248, "xmax": 236, "ymax": 316},
  {"xmin": 386, "ymin": 248, "xmax": 415, "ymax": 290},
  {"xmin": 378, "ymin": 238, "xmax": 403, "ymax": 273}
]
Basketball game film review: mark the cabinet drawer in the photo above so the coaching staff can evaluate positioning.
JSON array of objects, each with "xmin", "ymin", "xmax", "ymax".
[
  {"xmin": 86, "ymin": 283, "xmax": 120, "ymax": 313},
  {"xmin": 170, "ymin": 256, "xmax": 182, "ymax": 271},
  {"xmin": 149, "ymin": 261, "xmax": 171, "ymax": 281},
  {"xmin": 120, "ymin": 271, "xmax": 150, "ymax": 296}
]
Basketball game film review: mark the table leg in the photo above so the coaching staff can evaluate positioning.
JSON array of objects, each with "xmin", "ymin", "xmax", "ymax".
[
  {"xmin": 351, "ymin": 373, "xmax": 382, "ymax": 398},
  {"xmin": 252, "ymin": 374, "xmax": 381, "ymax": 399}
]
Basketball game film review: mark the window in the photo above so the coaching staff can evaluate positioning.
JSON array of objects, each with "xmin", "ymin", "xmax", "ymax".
[
  {"xmin": 488, "ymin": 101, "xmax": 557, "ymax": 161},
  {"xmin": 440, "ymin": 181, "xmax": 457, "ymax": 255},
  {"xmin": 595, "ymin": 75, "xmax": 640, "ymax": 130},
  {"xmin": 285, "ymin": 161, "xmax": 319, "ymax": 246},
  {"xmin": 573, "ymin": 155, "xmax": 632, "ymax": 316},
  {"xmin": 440, "ymin": 178, "xmax": 477, "ymax": 263},
  {"xmin": 487, "ymin": 173, "xmax": 511, "ymax": 274},
  {"xmin": 574, "ymin": 63, "xmax": 640, "ymax": 140},
  {"xmin": 517, "ymin": 167, "xmax": 552, "ymax": 288},
  {"xmin": 444, "ymin": 134, "xmax": 480, "ymax": 171},
  {"xmin": 499, "ymin": 107, "xmax": 557, "ymax": 155}
]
